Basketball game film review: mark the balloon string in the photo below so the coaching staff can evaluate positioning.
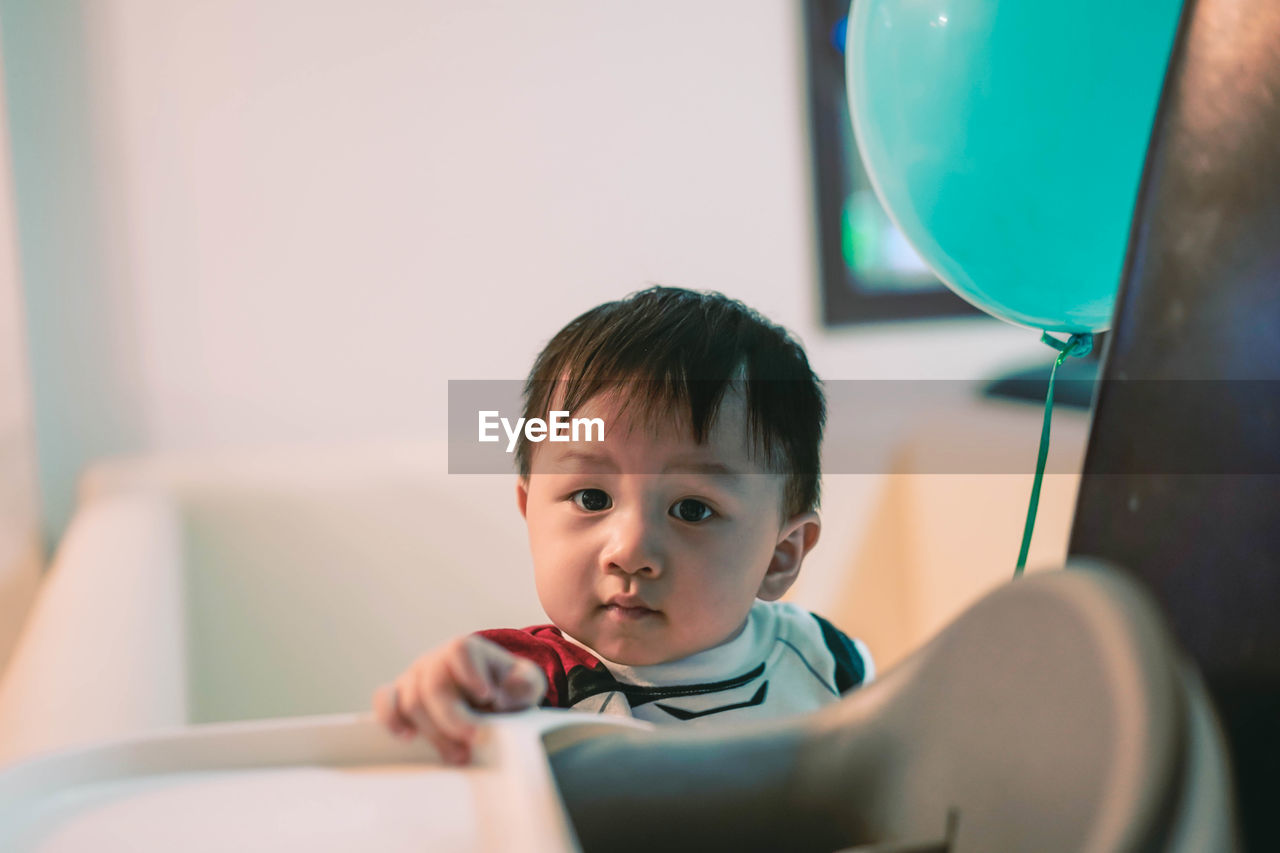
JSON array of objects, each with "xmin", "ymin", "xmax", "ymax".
[{"xmin": 1015, "ymin": 331, "xmax": 1094, "ymax": 577}]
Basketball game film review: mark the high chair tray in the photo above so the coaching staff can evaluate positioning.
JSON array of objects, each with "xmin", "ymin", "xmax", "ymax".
[{"xmin": 0, "ymin": 710, "xmax": 648, "ymax": 852}]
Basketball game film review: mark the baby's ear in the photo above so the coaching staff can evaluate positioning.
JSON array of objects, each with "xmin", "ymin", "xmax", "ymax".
[
  {"xmin": 516, "ymin": 477, "xmax": 529, "ymax": 519},
  {"xmin": 757, "ymin": 511, "xmax": 821, "ymax": 601}
]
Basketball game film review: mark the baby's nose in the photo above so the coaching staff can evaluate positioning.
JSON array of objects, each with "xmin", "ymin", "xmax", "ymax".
[{"xmin": 601, "ymin": 512, "xmax": 663, "ymax": 576}]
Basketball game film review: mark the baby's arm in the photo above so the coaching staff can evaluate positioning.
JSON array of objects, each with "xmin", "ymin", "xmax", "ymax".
[{"xmin": 371, "ymin": 634, "xmax": 547, "ymax": 765}]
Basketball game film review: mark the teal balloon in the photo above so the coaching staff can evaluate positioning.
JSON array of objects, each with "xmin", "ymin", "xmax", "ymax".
[{"xmin": 845, "ymin": 0, "xmax": 1183, "ymax": 332}]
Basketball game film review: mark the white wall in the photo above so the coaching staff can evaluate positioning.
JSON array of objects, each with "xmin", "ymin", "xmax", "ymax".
[{"xmin": 0, "ymin": 1, "xmax": 1048, "ymax": 543}]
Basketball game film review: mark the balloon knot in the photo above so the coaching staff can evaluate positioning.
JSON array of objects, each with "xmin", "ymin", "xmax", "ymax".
[{"xmin": 1039, "ymin": 330, "xmax": 1094, "ymax": 359}]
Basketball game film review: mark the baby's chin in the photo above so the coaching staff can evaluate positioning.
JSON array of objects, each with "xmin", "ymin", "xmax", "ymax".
[
  {"xmin": 578, "ymin": 624, "xmax": 683, "ymax": 667},
  {"xmin": 595, "ymin": 645, "xmax": 680, "ymax": 667},
  {"xmin": 570, "ymin": 610, "xmax": 750, "ymax": 666}
]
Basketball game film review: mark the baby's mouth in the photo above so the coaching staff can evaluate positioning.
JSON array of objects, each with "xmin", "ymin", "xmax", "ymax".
[
  {"xmin": 602, "ymin": 596, "xmax": 660, "ymax": 620},
  {"xmin": 603, "ymin": 603, "xmax": 659, "ymax": 620}
]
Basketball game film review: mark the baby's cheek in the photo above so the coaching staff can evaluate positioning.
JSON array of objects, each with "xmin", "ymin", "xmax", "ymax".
[{"xmin": 533, "ymin": 553, "xmax": 590, "ymax": 614}]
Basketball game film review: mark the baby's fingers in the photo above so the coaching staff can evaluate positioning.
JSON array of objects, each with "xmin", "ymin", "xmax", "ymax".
[
  {"xmin": 494, "ymin": 658, "xmax": 548, "ymax": 711},
  {"xmin": 400, "ymin": 698, "xmax": 468, "ymax": 766},
  {"xmin": 427, "ymin": 687, "xmax": 482, "ymax": 743},
  {"xmin": 395, "ymin": 673, "xmax": 478, "ymax": 764},
  {"xmin": 445, "ymin": 636, "xmax": 499, "ymax": 707},
  {"xmin": 417, "ymin": 666, "xmax": 485, "ymax": 740},
  {"xmin": 425, "ymin": 695, "xmax": 482, "ymax": 765},
  {"xmin": 373, "ymin": 683, "xmax": 417, "ymax": 739}
]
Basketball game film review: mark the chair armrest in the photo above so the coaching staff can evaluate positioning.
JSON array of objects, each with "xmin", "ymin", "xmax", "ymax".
[{"xmin": 0, "ymin": 494, "xmax": 188, "ymax": 764}]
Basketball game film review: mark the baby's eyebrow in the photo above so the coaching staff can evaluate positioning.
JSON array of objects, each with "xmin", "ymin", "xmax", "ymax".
[
  {"xmin": 551, "ymin": 451, "xmax": 744, "ymax": 478},
  {"xmin": 553, "ymin": 450, "xmax": 620, "ymax": 472},
  {"xmin": 660, "ymin": 460, "xmax": 742, "ymax": 477}
]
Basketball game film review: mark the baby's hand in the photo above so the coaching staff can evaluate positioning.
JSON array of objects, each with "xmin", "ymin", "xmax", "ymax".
[{"xmin": 372, "ymin": 634, "xmax": 547, "ymax": 765}]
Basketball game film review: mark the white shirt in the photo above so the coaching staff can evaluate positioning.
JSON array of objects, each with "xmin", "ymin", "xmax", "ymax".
[{"xmin": 562, "ymin": 600, "xmax": 873, "ymax": 725}]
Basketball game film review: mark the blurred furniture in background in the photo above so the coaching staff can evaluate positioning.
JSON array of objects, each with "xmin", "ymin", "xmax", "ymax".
[
  {"xmin": 0, "ymin": 72, "xmax": 41, "ymax": 680},
  {"xmin": 0, "ymin": 442, "xmax": 541, "ymax": 763},
  {"xmin": 0, "ymin": 365, "xmax": 40, "ymax": 679}
]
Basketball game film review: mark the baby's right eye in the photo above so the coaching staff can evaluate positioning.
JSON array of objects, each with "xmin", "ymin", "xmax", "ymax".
[{"xmin": 571, "ymin": 489, "xmax": 612, "ymax": 512}]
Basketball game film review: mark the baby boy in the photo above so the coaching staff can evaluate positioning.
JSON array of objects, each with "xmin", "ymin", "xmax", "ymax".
[{"xmin": 373, "ymin": 286, "xmax": 872, "ymax": 763}]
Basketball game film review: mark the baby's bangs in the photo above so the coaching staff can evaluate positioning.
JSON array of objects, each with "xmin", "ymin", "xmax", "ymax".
[{"xmin": 526, "ymin": 369, "xmax": 784, "ymax": 470}]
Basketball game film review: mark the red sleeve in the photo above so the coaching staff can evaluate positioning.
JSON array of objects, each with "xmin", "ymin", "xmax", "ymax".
[{"xmin": 476, "ymin": 625, "xmax": 604, "ymax": 708}]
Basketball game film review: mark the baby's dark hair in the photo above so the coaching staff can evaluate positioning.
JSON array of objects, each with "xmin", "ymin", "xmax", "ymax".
[{"xmin": 516, "ymin": 286, "xmax": 825, "ymax": 517}]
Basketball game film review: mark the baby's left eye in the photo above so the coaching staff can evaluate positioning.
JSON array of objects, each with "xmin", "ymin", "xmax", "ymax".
[{"xmin": 670, "ymin": 498, "xmax": 714, "ymax": 523}]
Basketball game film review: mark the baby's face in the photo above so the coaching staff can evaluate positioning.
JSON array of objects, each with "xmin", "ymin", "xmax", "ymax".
[{"xmin": 517, "ymin": 389, "xmax": 819, "ymax": 666}]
